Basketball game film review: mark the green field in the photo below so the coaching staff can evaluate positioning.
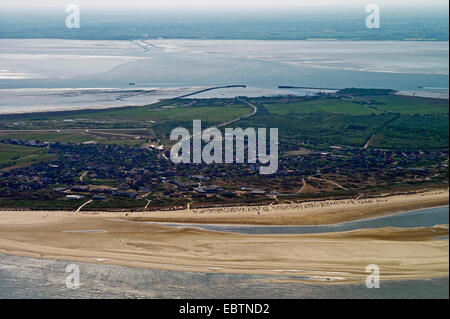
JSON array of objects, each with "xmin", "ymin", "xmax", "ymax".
[
  {"xmin": 236, "ymin": 94, "xmax": 449, "ymax": 150},
  {"xmin": 265, "ymin": 98, "xmax": 381, "ymax": 115},
  {"xmin": 0, "ymin": 100, "xmax": 251, "ymax": 124},
  {"xmin": 0, "ymin": 131, "xmax": 91, "ymax": 143},
  {"xmin": 0, "ymin": 143, "xmax": 55, "ymax": 169},
  {"xmin": 144, "ymin": 105, "xmax": 250, "ymax": 121},
  {"xmin": 265, "ymin": 95, "xmax": 448, "ymax": 116},
  {"xmin": 45, "ymin": 103, "xmax": 249, "ymax": 122},
  {"xmin": 370, "ymin": 95, "xmax": 449, "ymax": 115}
]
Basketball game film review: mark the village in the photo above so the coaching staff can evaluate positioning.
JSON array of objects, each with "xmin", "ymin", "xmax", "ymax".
[{"xmin": 0, "ymin": 137, "xmax": 447, "ymax": 211}]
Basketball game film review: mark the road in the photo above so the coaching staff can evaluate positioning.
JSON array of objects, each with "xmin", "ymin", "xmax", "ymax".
[
  {"xmin": 79, "ymin": 171, "xmax": 87, "ymax": 182},
  {"xmin": 74, "ymin": 199, "xmax": 93, "ymax": 213},
  {"xmin": 308, "ymin": 176, "xmax": 348, "ymax": 190},
  {"xmin": 297, "ymin": 178, "xmax": 307, "ymax": 193},
  {"xmin": 363, "ymin": 134, "xmax": 375, "ymax": 149},
  {"xmin": 174, "ymin": 97, "xmax": 258, "ymax": 145},
  {"xmin": 216, "ymin": 97, "xmax": 257, "ymax": 128}
]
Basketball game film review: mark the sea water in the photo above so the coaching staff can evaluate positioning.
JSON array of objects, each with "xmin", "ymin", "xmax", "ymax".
[{"xmin": 0, "ymin": 39, "xmax": 448, "ymax": 113}]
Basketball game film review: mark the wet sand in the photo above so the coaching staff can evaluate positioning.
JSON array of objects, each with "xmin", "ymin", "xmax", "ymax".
[
  {"xmin": 0, "ymin": 212, "xmax": 447, "ymax": 284},
  {"xmin": 0, "ymin": 189, "xmax": 448, "ymax": 284}
]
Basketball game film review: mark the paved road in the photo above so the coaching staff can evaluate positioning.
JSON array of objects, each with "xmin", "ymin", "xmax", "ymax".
[
  {"xmin": 178, "ymin": 97, "xmax": 258, "ymax": 142},
  {"xmin": 215, "ymin": 97, "xmax": 257, "ymax": 128}
]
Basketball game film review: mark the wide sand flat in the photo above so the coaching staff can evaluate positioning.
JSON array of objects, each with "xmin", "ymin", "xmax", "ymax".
[{"xmin": 0, "ymin": 189, "xmax": 448, "ymax": 284}]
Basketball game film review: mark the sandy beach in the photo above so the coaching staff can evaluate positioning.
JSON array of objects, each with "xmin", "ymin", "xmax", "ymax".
[
  {"xmin": 0, "ymin": 189, "xmax": 448, "ymax": 284},
  {"xmin": 127, "ymin": 189, "xmax": 449, "ymax": 225}
]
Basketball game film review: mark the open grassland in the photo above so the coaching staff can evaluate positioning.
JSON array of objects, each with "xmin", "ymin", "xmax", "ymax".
[
  {"xmin": 238, "ymin": 94, "xmax": 449, "ymax": 150},
  {"xmin": 0, "ymin": 143, "xmax": 55, "ymax": 170},
  {"xmin": 0, "ymin": 130, "xmax": 146, "ymax": 145},
  {"xmin": 265, "ymin": 95, "xmax": 448, "ymax": 116},
  {"xmin": 39, "ymin": 102, "xmax": 250, "ymax": 122},
  {"xmin": 0, "ymin": 99, "xmax": 251, "ymax": 126},
  {"xmin": 372, "ymin": 95, "xmax": 449, "ymax": 115},
  {"xmin": 0, "ymin": 131, "xmax": 92, "ymax": 143},
  {"xmin": 265, "ymin": 98, "xmax": 382, "ymax": 115}
]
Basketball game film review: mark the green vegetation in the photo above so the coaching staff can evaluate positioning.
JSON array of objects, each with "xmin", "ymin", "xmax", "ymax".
[
  {"xmin": 2, "ymin": 92, "xmax": 447, "ymax": 151},
  {"xmin": 0, "ymin": 143, "xmax": 55, "ymax": 169},
  {"xmin": 238, "ymin": 93, "xmax": 449, "ymax": 150},
  {"xmin": 367, "ymin": 95, "xmax": 449, "ymax": 115},
  {"xmin": 0, "ymin": 93, "xmax": 447, "ymax": 151},
  {"xmin": 0, "ymin": 99, "xmax": 250, "ymax": 126},
  {"xmin": 0, "ymin": 131, "xmax": 93, "ymax": 143},
  {"xmin": 337, "ymin": 88, "xmax": 396, "ymax": 96},
  {"xmin": 265, "ymin": 95, "xmax": 448, "ymax": 116},
  {"xmin": 144, "ymin": 105, "xmax": 249, "ymax": 121},
  {"xmin": 0, "ymin": 99, "xmax": 253, "ymax": 148},
  {"xmin": 370, "ymin": 114, "xmax": 449, "ymax": 148},
  {"xmin": 265, "ymin": 98, "xmax": 381, "ymax": 115}
]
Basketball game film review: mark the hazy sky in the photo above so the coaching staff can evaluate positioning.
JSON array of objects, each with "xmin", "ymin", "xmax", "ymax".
[{"xmin": 0, "ymin": 0, "xmax": 448, "ymax": 7}]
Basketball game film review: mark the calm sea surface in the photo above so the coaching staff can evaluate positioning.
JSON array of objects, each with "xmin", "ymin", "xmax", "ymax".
[{"xmin": 0, "ymin": 39, "xmax": 448, "ymax": 113}]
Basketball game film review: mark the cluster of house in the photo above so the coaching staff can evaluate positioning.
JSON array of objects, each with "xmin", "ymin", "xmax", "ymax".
[{"xmin": 0, "ymin": 139, "xmax": 447, "ymax": 205}]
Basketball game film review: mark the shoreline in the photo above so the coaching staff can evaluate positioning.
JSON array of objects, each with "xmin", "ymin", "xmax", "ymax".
[
  {"xmin": 0, "ymin": 188, "xmax": 448, "ymax": 226},
  {"xmin": 125, "ymin": 204, "xmax": 450, "ymax": 229},
  {"xmin": 0, "ymin": 86, "xmax": 448, "ymax": 116},
  {"xmin": 121, "ymin": 189, "xmax": 450, "ymax": 226},
  {"xmin": 0, "ymin": 221, "xmax": 447, "ymax": 285},
  {"xmin": 0, "ymin": 190, "xmax": 448, "ymax": 284}
]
